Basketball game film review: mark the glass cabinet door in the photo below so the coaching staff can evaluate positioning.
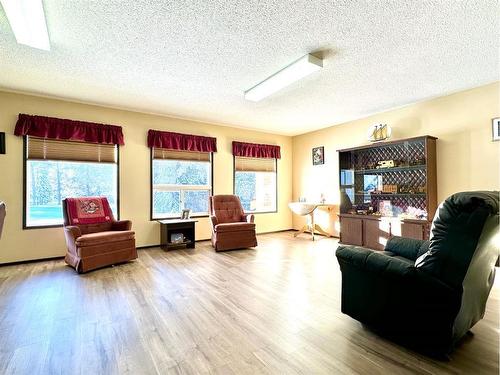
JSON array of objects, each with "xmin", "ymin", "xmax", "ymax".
[{"xmin": 339, "ymin": 152, "xmax": 354, "ymax": 213}]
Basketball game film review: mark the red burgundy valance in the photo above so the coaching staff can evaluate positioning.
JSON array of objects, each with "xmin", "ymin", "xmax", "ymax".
[
  {"xmin": 147, "ymin": 129, "xmax": 217, "ymax": 152},
  {"xmin": 14, "ymin": 114, "xmax": 124, "ymax": 145},
  {"xmin": 232, "ymin": 141, "xmax": 281, "ymax": 159}
]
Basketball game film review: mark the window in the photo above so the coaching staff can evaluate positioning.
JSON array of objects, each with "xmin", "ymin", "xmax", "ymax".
[
  {"xmin": 151, "ymin": 149, "xmax": 212, "ymax": 219},
  {"xmin": 24, "ymin": 137, "xmax": 119, "ymax": 228},
  {"xmin": 234, "ymin": 156, "xmax": 277, "ymax": 213}
]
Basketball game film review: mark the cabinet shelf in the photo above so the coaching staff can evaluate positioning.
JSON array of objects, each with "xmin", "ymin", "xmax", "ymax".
[
  {"xmin": 354, "ymin": 164, "xmax": 426, "ymax": 174},
  {"xmin": 166, "ymin": 240, "xmax": 193, "ymax": 249},
  {"xmin": 354, "ymin": 193, "xmax": 426, "ymax": 197}
]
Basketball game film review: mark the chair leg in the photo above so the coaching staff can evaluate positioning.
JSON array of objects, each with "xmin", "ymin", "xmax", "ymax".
[
  {"xmin": 294, "ymin": 225, "xmax": 308, "ymax": 237},
  {"xmin": 314, "ymin": 224, "xmax": 332, "ymax": 237}
]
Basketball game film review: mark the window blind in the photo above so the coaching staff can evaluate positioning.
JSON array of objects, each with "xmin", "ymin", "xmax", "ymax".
[
  {"xmin": 235, "ymin": 156, "xmax": 276, "ymax": 172},
  {"xmin": 27, "ymin": 136, "xmax": 117, "ymax": 163},
  {"xmin": 153, "ymin": 148, "xmax": 211, "ymax": 162}
]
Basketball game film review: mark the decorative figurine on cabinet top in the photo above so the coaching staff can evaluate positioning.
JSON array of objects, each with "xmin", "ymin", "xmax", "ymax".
[{"xmin": 367, "ymin": 124, "xmax": 392, "ymax": 142}]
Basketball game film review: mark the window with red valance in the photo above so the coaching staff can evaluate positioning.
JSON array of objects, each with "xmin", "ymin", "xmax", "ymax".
[
  {"xmin": 147, "ymin": 129, "xmax": 217, "ymax": 152},
  {"xmin": 14, "ymin": 113, "xmax": 124, "ymax": 145},
  {"xmin": 148, "ymin": 129, "xmax": 216, "ymax": 219},
  {"xmin": 232, "ymin": 141, "xmax": 281, "ymax": 159},
  {"xmin": 14, "ymin": 114, "xmax": 122, "ymax": 228},
  {"xmin": 232, "ymin": 141, "xmax": 280, "ymax": 213}
]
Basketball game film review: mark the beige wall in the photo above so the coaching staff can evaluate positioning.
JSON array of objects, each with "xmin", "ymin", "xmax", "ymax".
[
  {"xmin": 0, "ymin": 91, "xmax": 293, "ymax": 263},
  {"xmin": 292, "ymin": 82, "xmax": 500, "ymax": 231},
  {"xmin": 1, "ymin": 82, "xmax": 498, "ymax": 262}
]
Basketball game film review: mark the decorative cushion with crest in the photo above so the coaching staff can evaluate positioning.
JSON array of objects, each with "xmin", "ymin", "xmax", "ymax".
[{"xmin": 65, "ymin": 197, "xmax": 114, "ymax": 225}]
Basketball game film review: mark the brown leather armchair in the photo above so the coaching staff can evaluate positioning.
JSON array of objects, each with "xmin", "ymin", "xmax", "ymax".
[
  {"xmin": 62, "ymin": 197, "xmax": 137, "ymax": 273},
  {"xmin": 209, "ymin": 195, "xmax": 257, "ymax": 251}
]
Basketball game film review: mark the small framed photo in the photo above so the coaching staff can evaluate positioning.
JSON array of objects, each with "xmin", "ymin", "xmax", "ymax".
[
  {"xmin": 492, "ymin": 118, "xmax": 500, "ymax": 141},
  {"xmin": 378, "ymin": 200, "xmax": 393, "ymax": 217},
  {"xmin": 181, "ymin": 209, "xmax": 191, "ymax": 220},
  {"xmin": 312, "ymin": 146, "xmax": 324, "ymax": 165}
]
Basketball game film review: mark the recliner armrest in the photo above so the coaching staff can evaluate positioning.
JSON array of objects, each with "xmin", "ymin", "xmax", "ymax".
[
  {"xmin": 112, "ymin": 220, "xmax": 132, "ymax": 231},
  {"xmin": 64, "ymin": 225, "xmax": 82, "ymax": 240},
  {"xmin": 336, "ymin": 245, "xmax": 416, "ymax": 279},
  {"xmin": 242, "ymin": 214, "xmax": 255, "ymax": 223},
  {"xmin": 336, "ymin": 245, "xmax": 456, "ymax": 294},
  {"xmin": 385, "ymin": 236, "xmax": 429, "ymax": 261},
  {"xmin": 210, "ymin": 215, "xmax": 218, "ymax": 227},
  {"xmin": 64, "ymin": 225, "xmax": 81, "ymax": 255}
]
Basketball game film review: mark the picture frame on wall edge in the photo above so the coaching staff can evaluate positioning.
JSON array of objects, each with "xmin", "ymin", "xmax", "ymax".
[{"xmin": 492, "ymin": 117, "xmax": 500, "ymax": 141}]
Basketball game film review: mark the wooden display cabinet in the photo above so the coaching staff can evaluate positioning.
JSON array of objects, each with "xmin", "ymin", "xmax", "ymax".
[{"xmin": 338, "ymin": 135, "xmax": 437, "ymax": 249}]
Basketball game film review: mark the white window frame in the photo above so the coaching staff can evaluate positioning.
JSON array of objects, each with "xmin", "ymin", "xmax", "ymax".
[{"xmin": 151, "ymin": 154, "xmax": 213, "ymax": 220}]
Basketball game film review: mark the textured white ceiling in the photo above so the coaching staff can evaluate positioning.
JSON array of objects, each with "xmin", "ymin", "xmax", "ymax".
[{"xmin": 0, "ymin": 1, "xmax": 498, "ymax": 136}]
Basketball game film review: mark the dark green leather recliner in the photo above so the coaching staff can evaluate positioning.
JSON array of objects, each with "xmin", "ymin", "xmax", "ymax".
[{"xmin": 336, "ymin": 191, "xmax": 500, "ymax": 356}]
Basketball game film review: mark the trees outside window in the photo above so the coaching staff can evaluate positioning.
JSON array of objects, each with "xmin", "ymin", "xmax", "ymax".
[{"xmin": 26, "ymin": 160, "xmax": 118, "ymax": 227}]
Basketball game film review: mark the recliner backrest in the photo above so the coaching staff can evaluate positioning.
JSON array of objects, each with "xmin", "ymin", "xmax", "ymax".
[
  {"xmin": 452, "ymin": 212, "xmax": 499, "ymax": 341},
  {"xmin": 209, "ymin": 195, "xmax": 244, "ymax": 224},
  {"xmin": 416, "ymin": 191, "xmax": 499, "ymax": 289}
]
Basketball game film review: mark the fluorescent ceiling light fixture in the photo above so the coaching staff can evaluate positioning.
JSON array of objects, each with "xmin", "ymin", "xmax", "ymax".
[
  {"xmin": 0, "ymin": 0, "xmax": 50, "ymax": 50},
  {"xmin": 244, "ymin": 54, "xmax": 323, "ymax": 102}
]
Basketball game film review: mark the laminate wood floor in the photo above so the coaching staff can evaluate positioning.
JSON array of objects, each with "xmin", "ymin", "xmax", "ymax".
[{"xmin": 0, "ymin": 231, "xmax": 498, "ymax": 374}]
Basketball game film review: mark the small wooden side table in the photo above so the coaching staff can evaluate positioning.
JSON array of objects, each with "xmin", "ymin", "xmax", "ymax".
[{"xmin": 157, "ymin": 219, "xmax": 197, "ymax": 250}]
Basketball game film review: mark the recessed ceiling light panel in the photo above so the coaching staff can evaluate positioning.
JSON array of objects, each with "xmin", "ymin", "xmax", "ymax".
[
  {"xmin": 244, "ymin": 54, "xmax": 323, "ymax": 102},
  {"xmin": 0, "ymin": 0, "xmax": 50, "ymax": 50}
]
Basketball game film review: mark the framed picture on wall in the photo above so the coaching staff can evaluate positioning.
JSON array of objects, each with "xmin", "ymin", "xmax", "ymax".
[
  {"xmin": 492, "ymin": 118, "xmax": 500, "ymax": 141},
  {"xmin": 312, "ymin": 146, "xmax": 324, "ymax": 165}
]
